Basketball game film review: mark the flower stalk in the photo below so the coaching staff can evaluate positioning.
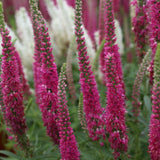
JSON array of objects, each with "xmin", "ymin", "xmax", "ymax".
[{"xmin": 132, "ymin": 50, "xmax": 152, "ymax": 118}]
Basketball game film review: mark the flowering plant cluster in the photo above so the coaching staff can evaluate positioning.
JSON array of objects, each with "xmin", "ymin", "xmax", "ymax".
[{"xmin": 0, "ymin": 0, "xmax": 160, "ymax": 160}]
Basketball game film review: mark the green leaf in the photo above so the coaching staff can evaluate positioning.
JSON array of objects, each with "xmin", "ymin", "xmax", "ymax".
[
  {"xmin": 30, "ymin": 154, "xmax": 55, "ymax": 159},
  {"xmin": 12, "ymin": 38, "xmax": 17, "ymax": 45},
  {"xmin": 0, "ymin": 2, "xmax": 5, "ymax": 30},
  {"xmin": 154, "ymin": 43, "xmax": 160, "ymax": 82},
  {"xmin": 25, "ymin": 98, "xmax": 33, "ymax": 114},
  {"xmin": 0, "ymin": 151, "xmax": 19, "ymax": 159},
  {"xmin": 143, "ymin": 95, "xmax": 151, "ymax": 112}
]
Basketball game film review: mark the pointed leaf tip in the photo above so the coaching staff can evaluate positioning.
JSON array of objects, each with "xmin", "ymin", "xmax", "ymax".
[{"xmin": 0, "ymin": 1, "xmax": 5, "ymax": 31}]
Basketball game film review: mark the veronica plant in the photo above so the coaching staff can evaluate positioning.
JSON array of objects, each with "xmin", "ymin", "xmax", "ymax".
[
  {"xmin": 75, "ymin": 0, "xmax": 105, "ymax": 141},
  {"xmin": 30, "ymin": 0, "xmax": 59, "ymax": 145},
  {"xmin": 0, "ymin": 2, "xmax": 32, "ymax": 157}
]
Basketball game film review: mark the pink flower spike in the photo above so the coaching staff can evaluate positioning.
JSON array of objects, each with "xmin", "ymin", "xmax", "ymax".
[
  {"xmin": 104, "ymin": 53, "xmax": 128, "ymax": 159},
  {"xmin": 103, "ymin": 0, "xmax": 128, "ymax": 158},
  {"xmin": 132, "ymin": 0, "xmax": 148, "ymax": 61},
  {"xmin": 0, "ymin": 2, "xmax": 31, "ymax": 155},
  {"xmin": 147, "ymin": 0, "xmax": 160, "ymax": 85},
  {"xmin": 30, "ymin": 0, "xmax": 60, "ymax": 145},
  {"xmin": 1, "ymin": 34, "xmax": 26, "ymax": 134},
  {"xmin": 75, "ymin": 0, "xmax": 105, "ymax": 141},
  {"xmin": 104, "ymin": 0, "xmax": 125, "ymax": 98},
  {"xmin": 98, "ymin": 0, "xmax": 105, "ymax": 44},
  {"xmin": 57, "ymin": 64, "xmax": 80, "ymax": 160},
  {"xmin": 82, "ymin": 0, "xmax": 98, "ymax": 43},
  {"xmin": 149, "ymin": 43, "xmax": 160, "ymax": 160},
  {"xmin": 66, "ymin": 0, "xmax": 75, "ymax": 8},
  {"xmin": 121, "ymin": 0, "xmax": 130, "ymax": 15}
]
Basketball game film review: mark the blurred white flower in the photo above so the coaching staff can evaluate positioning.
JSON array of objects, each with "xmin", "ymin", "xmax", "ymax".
[
  {"xmin": 15, "ymin": 7, "xmax": 34, "ymax": 79},
  {"xmin": 45, "ymin": 0, "xmax": 73, "ymax": 58},
  {"xmin": 115, "ymin": 19, "xmax": 124, "ymax": 54},
  {"xmin": 94, "ymin": 31, "xmax": 100, "ymax": 50},
  {"xmin": 45, "ymin": 0, "xmax": 96, "ymax": 64}
]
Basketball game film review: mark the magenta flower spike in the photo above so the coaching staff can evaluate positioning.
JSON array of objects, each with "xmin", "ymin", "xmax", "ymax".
[
  {"xmin": 113, "ymin": 0, "xmax": 121, "ymax": 13},
  {"xmin": 98, "ymin": 0, "xmax": 105, "ymax": 44},
  {"xmin": 148, "ymin": 0, "xmax": 160, "ymax": 44},
  {"xmin": 2, "ymin": 0, "xmax": 53, "ymax": 22},
  {"xmin": 132, "ymin": 0, "xmax": 148, "ymax": 61},
  {"xmin": 66, "ymin": 0, "xmax": 75, "ymax": 8},
  {"xmin": 149, "ymin": 43, "xmax": 160, "ymax": 160},
  {"xmin": 121, "ymin": 0, "xmax": 130, "ymax": 15},
  {"xmin": 30, "ymin": 0, "xmax": 53, "ymax": 104},
  {"xmin": 104, "ymin": 53, "xmax": 128, "ymax": 159},
  {"xmin": 99, "ymin": 0, "xmax": 126, "ymax": 87},
  {"xmin": 57, "ymin": 64, "xmax": 80, "ymax": 160},
  {"xmin": 75, "ymin": 0, "xmax": 105, "ymax": 141},
  {"xmin": 1, "ymin": 30, "xmax": 28, "ymax": 140},
  {"xmin": 30, "ymin": 0, "xmax": 59, "ymax": 145},
  {"xmin": 103, "ymin": 0, "xmax": 128, "ymax": 158},
  {"xmin": 37, "ymin": 23, "xmax": 60, "ymax": 145},
  {"xmin": 0, "ymin": 2, "xmax": 31, "ymax": 156},
  {"xmin": 0, "ymin": 5, "xmax": 31, "ymax": 99},
  {"xmin": 104, "ymin": 0, "xmax": 125, "ymax": 97},
  {"xmin": 147, "ymin": 0, "xmax": 160, "ymax": 85},
  {"xmin": 82, "ymin": 0, "xmax": 98, "ymax": 43},
  {"xmin": 1, "ymin": 30, "xmax": 26, "ymax": 135},
  {"xmin": 39, "ymin": 0, "xmax": 50, "ymax": 20},
  {"xmin": 12, "ymin": 0, "xmax": 29, "ymax": 11}
]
